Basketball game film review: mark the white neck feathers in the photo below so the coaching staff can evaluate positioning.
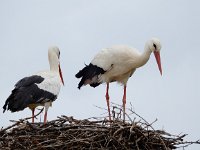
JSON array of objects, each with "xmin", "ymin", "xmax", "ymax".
[{"xmin": 48, "ymin": 51, "xmax": 59, "ymax": 72}]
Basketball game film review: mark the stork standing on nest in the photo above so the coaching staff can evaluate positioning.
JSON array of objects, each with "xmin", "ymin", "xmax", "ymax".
[
  {"xmin": 3, "ymin": 46, "xmax": 64, "ymax": 124},
  {"xmin": 75, "ymin": 38, "xmax": 162, "ymax": 122}
]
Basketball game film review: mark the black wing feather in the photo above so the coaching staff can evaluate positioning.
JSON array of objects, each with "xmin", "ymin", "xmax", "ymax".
[
  {"xmin": 75, "ymin": 63, "xmax": 106, "ymax": 89},
  {"xmin": 15, "ymin": 75, "xmax": 44, "ymax": 88},
  {"xmin": 3, "ymin": 75, "xmax": 56, "ymax": 113}
]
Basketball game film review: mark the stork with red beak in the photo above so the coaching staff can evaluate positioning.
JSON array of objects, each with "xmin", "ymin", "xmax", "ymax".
[
  {"xmin": 3, "ymin": 46, "xmax": 64, "ymax": 124},
  {"xmin": 76, "ymin": 38, "xmax": 162, "ymax": 122}
]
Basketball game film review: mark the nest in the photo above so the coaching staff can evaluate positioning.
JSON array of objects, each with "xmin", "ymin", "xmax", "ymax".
[{"xmin": 0, "ymin": 106, "xmax": 199, "ymax": 150}]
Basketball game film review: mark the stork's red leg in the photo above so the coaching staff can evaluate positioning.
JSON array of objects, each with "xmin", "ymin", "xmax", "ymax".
[
  {"xmin": 122, "ymin": 85, "xmax": 127, "ymax": 122},
  {"xmin": 44, "ymin": 111, "xmax": 47, "ymax": 124},
  {"xmin": 105, "ymin": 83, "xmax": 111, "ymax": 122},
  {"xmin": 31, "ymin": 108, "xmax": 35, "ymax": 123}
]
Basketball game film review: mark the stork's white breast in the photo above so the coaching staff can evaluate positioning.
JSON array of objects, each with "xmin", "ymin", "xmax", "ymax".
[{"xmin": 35, "ymin": 71, "xmax": 62, "ymax": 96}]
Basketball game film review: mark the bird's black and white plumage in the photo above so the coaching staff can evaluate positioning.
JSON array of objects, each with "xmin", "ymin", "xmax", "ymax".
[
  {"xmin": 76, "ymin": 63, "xmax": 106, "ymax": 89},
  {"xmin": 3, "ymin": 46, "xmax": 64, "ymax": 124},
  {"xmin": 76, "ymin": 38, "xmax": 162, "ymax": 122}
]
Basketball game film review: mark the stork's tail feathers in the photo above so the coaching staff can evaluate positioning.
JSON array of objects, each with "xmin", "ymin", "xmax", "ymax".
[
  {"xmin": 3, "ymin": 100, "xmax": 8, "ymax": 113},
  {"xmin": 75, "ymin": 63, "xmax": 106, "ymax": 89},
  {"xmin": 3, "ymin": 88, "xmax": 35, "ymax": 113},
  {"xmin": 3, "ymin": 89, "xmax": 19, "ymax": 113},
  {"xmin": 75, "ymin": 64, "xmax": 88, "ymax": 79}
]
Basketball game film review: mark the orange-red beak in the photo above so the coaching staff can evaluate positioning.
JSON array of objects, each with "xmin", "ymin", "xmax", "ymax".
[
  {"xmin": 154, "ymin": 51, "xmax": 162, "ymax": 75},
  {"xmin": 59, "ymin": 64, "xmax": 64, "ymax": 85}
]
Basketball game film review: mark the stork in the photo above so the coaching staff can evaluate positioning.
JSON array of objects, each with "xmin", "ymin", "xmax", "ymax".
[
  {"xmin": 3, "ymin": 46, "xmax": 64, "ymax": 124},
  {"xmin": 75, "ymin": 38, "xmax": 162, "ymax": 122}
]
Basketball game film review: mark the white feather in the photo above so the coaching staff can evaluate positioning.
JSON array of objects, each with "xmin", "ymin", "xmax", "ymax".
[
  {"xmin": 91, "ymin": 45, "xmax": 141, "ymax": 84},
  {"xmin": 35, "ymin": 71, "xmax": 62, "ymax": 96}
]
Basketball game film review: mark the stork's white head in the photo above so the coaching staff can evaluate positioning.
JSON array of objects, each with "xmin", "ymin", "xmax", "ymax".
[
  {"xmin": 147, "ymin": 38, "xmax": 162, "ymax": 75},
  {"xmin": 48, "ymin": 46, "xmax": 64, "ymax": 85},
  {"xmin": 148, "ymin": 38, "xmax": 162, "ymax": 52},
  {"xmin": 48, "ymin": 46, "xmax": 60, "ymax": 59}
]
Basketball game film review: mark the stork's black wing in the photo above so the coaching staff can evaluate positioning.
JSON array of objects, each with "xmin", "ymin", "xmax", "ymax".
[{"xmin": 3, "ymin": 75, "xmax": 56, "ymax": 113}]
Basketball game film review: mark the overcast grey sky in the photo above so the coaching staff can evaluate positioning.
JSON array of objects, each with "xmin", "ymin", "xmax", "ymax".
[{"xmin": 0, "ymin": 0, "xmax": 200, "ymax": 149}]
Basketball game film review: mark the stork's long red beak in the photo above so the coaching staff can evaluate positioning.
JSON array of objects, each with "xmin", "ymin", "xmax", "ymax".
[
  {"xmin": 59, "ymin": 64, "xmax": 64, "ymax": 85},
  {"xmin": 154, "ymin": 51, "xmax": 162, "ymax": 75}
]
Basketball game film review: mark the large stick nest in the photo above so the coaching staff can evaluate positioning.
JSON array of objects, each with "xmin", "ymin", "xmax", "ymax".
[{"xmin": 0, "ymin": 105, "xmax": 199, "ymax": 150}]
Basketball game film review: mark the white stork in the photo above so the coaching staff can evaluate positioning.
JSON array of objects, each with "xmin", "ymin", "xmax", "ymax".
[
  {"xmin": 3, "ymin": 46, "xmax": 64, "ymax": 124},
  {"xmin": 76, "ymin": 38, "xmax": 162, "ymax": 122}
]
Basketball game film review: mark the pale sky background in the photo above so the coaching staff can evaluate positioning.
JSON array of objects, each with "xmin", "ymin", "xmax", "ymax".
[{"xmin": 0, "ymin": 0, "xmax": 200, "ymax": 149}]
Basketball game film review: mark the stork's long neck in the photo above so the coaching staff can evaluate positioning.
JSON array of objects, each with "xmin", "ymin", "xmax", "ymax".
[
  {"xmin": 48, "ymin": 53, "xmax": 59, "ymax": 72},
  {"xmin": 136, "ymin": 43, "xmax": 152, "ymax": 68}
]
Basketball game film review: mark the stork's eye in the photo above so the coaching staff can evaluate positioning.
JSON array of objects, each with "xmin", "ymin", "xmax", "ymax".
[
  {"xmin": 58, "ymin": 51, "xmax": 60, "ymax": 58},
  {"xmin": 153, "ymin": 43, "xmax": 157, "ymax": 49}
]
